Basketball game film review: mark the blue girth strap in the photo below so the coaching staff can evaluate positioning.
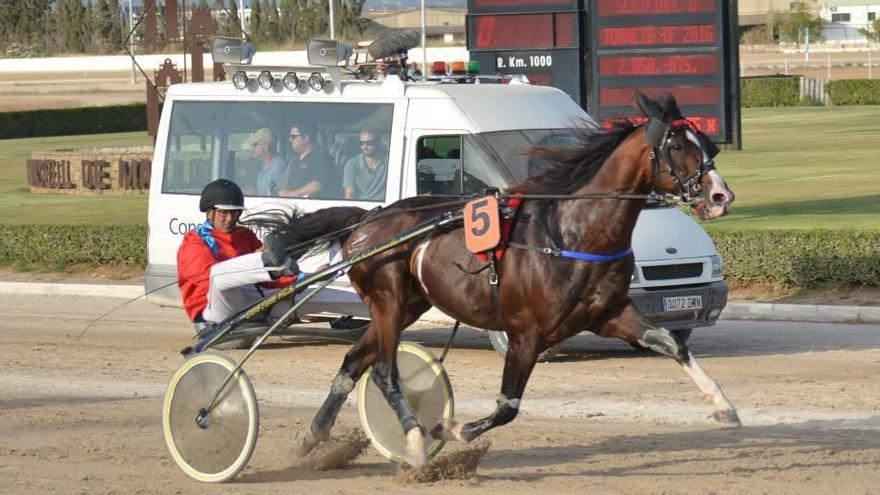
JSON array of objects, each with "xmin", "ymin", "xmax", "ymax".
[
  {"xmin": 508, "ymin": 242, "xmax": 633, "ymax": 263},
  {"xmin": 560, "ymin": 247, "xmax": 633, "ymax": 262}
]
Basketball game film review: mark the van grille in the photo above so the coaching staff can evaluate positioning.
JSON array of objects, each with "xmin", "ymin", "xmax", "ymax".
[{"xmin": 642, "ymin": 263, "xmax": 703, "ymax": 280}]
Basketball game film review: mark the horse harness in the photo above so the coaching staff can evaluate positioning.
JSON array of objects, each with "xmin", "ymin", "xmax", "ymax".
[
  {"xmin": 645, "ymin": 117, "xmax": 707, "ymax": 203},
  {"xmin": 465, "ymin": 194, "xmax": 633, "ymax": 316}
]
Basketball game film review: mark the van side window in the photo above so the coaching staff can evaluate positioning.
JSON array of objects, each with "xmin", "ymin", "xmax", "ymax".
[
  {"xmin": 162, "ymin": 101, "xmax": 393, "ymax": 201},
  {"xmin": 416, "ymin": 135, "xmax": 462, "ymax": 195}
]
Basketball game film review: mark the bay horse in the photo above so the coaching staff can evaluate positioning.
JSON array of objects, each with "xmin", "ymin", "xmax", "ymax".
[{"xmin": 256, "ymin": 91, "xmax": 739, "ymax": 467}]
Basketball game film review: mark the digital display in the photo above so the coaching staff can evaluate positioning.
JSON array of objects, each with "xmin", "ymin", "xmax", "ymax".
[
  {"xmin": 469, "ymin": 0, "xmax": 578, "ymax": 14},
  {"xmin": 597, "ymin": 0, "xmax": 716, "ymax": 16},
  {"xmin": 590, "ymin": 0, "xmax": 730, "ymax": 140},
  {"xmin": 601, "ymin": 115, "xmax": 720, "ymax": 135},
  {"xmin": 598, "ymin": 54, "xmax": 718, "ymax": 76},
  {"xmin": 600, "ymin": 86, "xmax": 719, "ymax": 106},
  {"xmin": 473, "ymin": 0, "xmax": 575, "ymax": 8},
  {"xmin": 598, "ymin": 24, "xmax": 717, "ymax": 47},
  {"xmin": 470, "ymin": 13, "xmax": 575, "ymax": 49}
]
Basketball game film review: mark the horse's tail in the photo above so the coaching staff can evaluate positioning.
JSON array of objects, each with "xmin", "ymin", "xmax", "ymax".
[{"xmin": 245, "ymin": 206, "xmax": 370, "ymax": 259}]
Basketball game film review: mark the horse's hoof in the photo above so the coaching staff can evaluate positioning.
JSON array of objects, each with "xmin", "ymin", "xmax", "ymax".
[
  {"xmin": 713, "ymin": 409, "xmax": 742, "ymax": 428},
  {"xmin": 430, "ymin": 420, "xmax": 464, "ymax": 442},
  {"xmin": 298, "ymin": 433, "xmax": 321, "ymax": 457},
  {"xmin": 403, "ymin": 428, "xmax": 429, "ymax": 468}
]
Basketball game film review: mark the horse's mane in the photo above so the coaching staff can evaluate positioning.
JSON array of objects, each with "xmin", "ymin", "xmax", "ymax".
[{"xmin": 509, "ymin": 121, "xmax": 641, "ymax": 195}]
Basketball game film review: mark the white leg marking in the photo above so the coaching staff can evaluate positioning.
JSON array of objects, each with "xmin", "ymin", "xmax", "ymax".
[
  {"xmin": 412, "ymin": 239, "xmax": 432, "ymax": 297},
  {"xmin": 404, "ymin": 427, "xmax": 429, "ymax": 468},
  {"xmin": 680, "ymin": 351, "xmax": 742, "ymax": 426}
]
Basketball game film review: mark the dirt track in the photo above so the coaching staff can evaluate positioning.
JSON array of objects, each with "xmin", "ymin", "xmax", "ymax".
[{"xmin": 1, "ymin": 292, "xmax": 879, "ymax": 494}]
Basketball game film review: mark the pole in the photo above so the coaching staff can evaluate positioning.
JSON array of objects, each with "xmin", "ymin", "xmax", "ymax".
[
  {"xmin": 239, "ymin": 0, "xmax": 245, "ymax": 34},
  {"xmin": 827, "ymin": 53, "xmax": 831, "ymax": 79},
  {"xmin": 804, "ymin": 26, "xmax": 810, "ymax": 66},
  {"xmin": 329, "ymin": 0, "xmax": 336, "ymax": 39},
  {"xmin": 129, "ymin": 0, "xmax": 135, "ymax": 84},
  {"xmin": 421, "ymin": 0, "xmax": 427, "ymax": 79},
  {"xmin": 870, "ymin": 51, "xmax": 873, "ymax": 79}
]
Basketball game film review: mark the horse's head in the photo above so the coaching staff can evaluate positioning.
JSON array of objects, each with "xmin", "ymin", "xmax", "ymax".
[{"xmin": 635, "ymin": 91, "xmax": 734, "ymax": 220}]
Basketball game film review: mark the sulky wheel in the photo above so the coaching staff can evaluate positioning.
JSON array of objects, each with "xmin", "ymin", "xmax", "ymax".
[
  {"xmin": 162, "ymin": 352, "xmax": 259, "ymax": 483},
  {"xmin": 357, "ymin": 342, "xmax": 454, "ymax": 463}
]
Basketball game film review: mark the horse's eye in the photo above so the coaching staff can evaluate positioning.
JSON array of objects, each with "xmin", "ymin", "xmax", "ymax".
[{"xmin": 671, "ymin": 144, "xmax": 683, "ymax": 151}]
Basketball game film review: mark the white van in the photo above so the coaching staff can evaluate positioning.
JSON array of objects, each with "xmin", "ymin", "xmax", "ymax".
[{"xmin": 146, "ymin": 49, "xmax": 727, "ymax": 352}]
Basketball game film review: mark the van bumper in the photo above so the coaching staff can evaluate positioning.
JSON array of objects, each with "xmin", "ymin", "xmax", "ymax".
[{"xmin": 629, "ymin": 281, "xmax": 728, "ymax": 331}]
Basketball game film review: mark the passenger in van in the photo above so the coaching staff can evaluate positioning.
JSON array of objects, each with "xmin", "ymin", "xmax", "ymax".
[
  {"xmin": 343, "ymin": 128, "xmax": 387, "ymax": 201},
  {"xmin": 248, "ymin": 128, "xmax": 286, "ymax": 197},
  {"xmin": 279, "ymin": 123, "xmax": 334, "ymax": 198},
  {"xmin": 177, "ymin": 179, "xmax": 303, "ymax": 324}
]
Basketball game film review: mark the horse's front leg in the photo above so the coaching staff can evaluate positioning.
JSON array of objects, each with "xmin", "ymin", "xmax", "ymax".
[
  {"xmin": 299, "ymin": 327, "xmax": 379, "ymax": 456},
  {"xmin": 599, "ymin": 301, "xmax": 741, "ymax": 427},
  {"xmin": 433, "ymin": 329, "xmax": 542, "ymax": 443}
]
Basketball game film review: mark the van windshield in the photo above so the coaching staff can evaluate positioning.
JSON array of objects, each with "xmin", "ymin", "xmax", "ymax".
[{"xmin": 162, "ymin": 100, "xmax": 394, "ymax": 201}]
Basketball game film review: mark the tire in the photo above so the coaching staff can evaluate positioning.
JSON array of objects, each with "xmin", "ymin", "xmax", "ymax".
[
  {"xmin": 628, "ymin": 328, "xmax": 693, "ymax": 351},
  {"xmin": 162, "ymin": 352, "xmax": 259, "ymax": 483},
  {"xmin": 487, "ymin": 330, "xmax": 563, "ymax": 362},
  {"xmin": 357, "ymin": 342, "xmax": 454, "ymax": 463}
]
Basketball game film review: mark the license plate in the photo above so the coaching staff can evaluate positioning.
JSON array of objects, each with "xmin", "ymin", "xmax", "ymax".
[{"xmin": 663, "ymin": 295, "xmax": 703, "ymax": 312}]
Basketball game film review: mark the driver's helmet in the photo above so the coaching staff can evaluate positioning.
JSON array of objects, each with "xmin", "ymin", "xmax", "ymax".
[{"xmin": 199, "ymin": 179, "xmax": 245, "ymax": 212}]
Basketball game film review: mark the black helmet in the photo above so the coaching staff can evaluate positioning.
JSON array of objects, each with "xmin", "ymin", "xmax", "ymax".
[{"xmin": 199, "ymin": 179, "xmax": 245, "ymax": 212}]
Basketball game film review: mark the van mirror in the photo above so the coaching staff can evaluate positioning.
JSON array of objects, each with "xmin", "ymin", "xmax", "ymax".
[
  {"xmin": 211, "ymin": 36, "xmax": 256, "ymax": 65},
  {"xmin": 307, "ymin": 39, "xmax": 352, "ymax": 66}
]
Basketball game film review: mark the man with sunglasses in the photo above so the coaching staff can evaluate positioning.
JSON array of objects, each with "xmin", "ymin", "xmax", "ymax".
[
  {"xmin": 342, "ymin": 128, "xmax": 387, "ymax": 201},
  {"xmin": 248, "ymin": 128, "xmax": 286, "ymax": 197},
  {"xmin": 280, "ymin": 123, "xmax": 334, "ymax": 198},
  {"xmin": 177, "ymin": 179, "xmax": 302, "ymax": 326}
]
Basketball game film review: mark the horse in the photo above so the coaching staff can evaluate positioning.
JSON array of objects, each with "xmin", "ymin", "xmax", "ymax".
[{"xmin": 255, "ymin": 91, "xmax": 739, "ymax": 467}]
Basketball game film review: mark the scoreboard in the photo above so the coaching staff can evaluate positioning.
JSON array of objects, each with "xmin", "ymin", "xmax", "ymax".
[{"xmin": 467, "ymin": 0, "xmax": 740, "ymax": 145}]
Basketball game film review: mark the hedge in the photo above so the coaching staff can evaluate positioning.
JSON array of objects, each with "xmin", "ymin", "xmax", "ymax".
[
  {"xmin": 0, "ymin": 103, "xmax": 147, "ymax": 140},
  {"xmin": 740, "ymin": 76, "xmax": 802, "ymax": 107},
  {"xmin": 0, "ymin": 225, "xmax": 876, "ymax": 289},
  {"xmin": 712, "ymin": 230, "xmax": 880, "ymax": 287},
  {"xmin": 0, "ymin": 224, "xmax": 146, "ymax": 268},
  {"xmin": 827, "ymin": 79, "xmax": 880, "ymax": 105}
]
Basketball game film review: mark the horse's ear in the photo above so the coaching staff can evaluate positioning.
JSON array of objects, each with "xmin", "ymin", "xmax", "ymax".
[
  {"xmin": 653, "ymin": 92, "xmax": 683, "ymax": 120},
  {"xmin": 634, "ymin": 91, "xmax": 662, "ymax": 120}
]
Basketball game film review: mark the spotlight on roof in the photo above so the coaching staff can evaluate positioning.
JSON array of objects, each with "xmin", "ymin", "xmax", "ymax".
[
  {"xmin": 308, "ymin": 72, "xmax": 326, "ymax": 91},
  {"xmin": 282, "ymin": 72, "xmax": 300, "ymax": 91}
]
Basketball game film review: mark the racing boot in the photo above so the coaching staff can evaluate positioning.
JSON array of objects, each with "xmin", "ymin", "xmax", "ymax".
[{"xmin": 262, "ymin": 233, "xmax": 299, "ymax": 279}]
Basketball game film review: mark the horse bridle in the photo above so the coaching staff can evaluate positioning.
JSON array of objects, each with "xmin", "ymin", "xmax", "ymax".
[{"xmin": 645, "ymin": 118, "xmax": 706, "ymax": 206}]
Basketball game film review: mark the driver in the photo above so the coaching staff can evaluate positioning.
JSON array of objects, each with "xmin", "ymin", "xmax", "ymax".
[{"xmin": 177, "ymin": 179, "xmax": 303, "ymax": 324}]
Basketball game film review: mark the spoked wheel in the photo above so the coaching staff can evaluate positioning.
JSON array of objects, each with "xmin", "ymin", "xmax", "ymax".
[
  {"xmin": 357, "ymin": 342, "xmax": 454, "ymax": 463},
  {"xmin": 162, "ymin": 352, "xmax": 259, "ymax": 483}
]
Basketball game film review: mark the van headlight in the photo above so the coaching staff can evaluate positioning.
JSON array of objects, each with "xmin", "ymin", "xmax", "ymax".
[
  {"xmin": 631, "ymin": 267, "xmax": 641, "ymax": 284},
  {"xmin": 709, "ymin": 255, "xmax": 724, "ymax": 278}
]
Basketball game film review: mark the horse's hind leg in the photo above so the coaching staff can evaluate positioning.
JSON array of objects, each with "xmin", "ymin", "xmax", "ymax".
[
  {"xmin": 599, "ymin": 302, "xmax": 741, "ymax": 427},
  {"xmin": 433, "ymin": 329, "xmax": 542, "ymax": 443}
]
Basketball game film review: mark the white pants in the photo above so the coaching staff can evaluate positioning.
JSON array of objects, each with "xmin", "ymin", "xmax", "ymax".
[{"xmin": 202, "ymin": 252, "xmax": 275, "ymax": 323}]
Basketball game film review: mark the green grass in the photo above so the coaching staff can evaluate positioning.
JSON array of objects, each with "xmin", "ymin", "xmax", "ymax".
[
  {"xmin": 0, "ymin": 106, "xmax": 878, "ymax": 229},
  {"xmin": 706, "ymin": 105, "xmax": 880, "ymax": 231},
  {"xmin": 0, "ymin": 132, "xmax": 151, "ymax": 225}
]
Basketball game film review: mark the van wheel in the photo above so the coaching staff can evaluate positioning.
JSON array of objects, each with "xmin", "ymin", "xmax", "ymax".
[
  {"xmin": 487, "ymin": 330, "xmax": 562, "ymax": 362},
  {"xmin": 628, "ymin": 328, "xmax": 693, "ymax": 351}
]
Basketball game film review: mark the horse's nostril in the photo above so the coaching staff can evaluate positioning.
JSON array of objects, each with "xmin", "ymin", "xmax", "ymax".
[{"xmin": 711, "ymin": 193, "xmax": 726, "ymax": 204}]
